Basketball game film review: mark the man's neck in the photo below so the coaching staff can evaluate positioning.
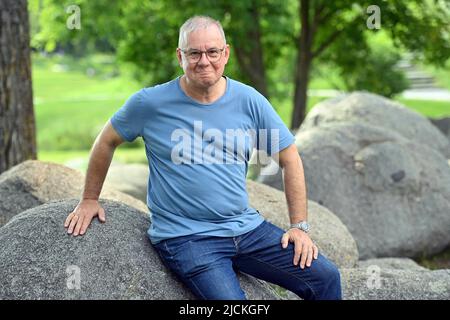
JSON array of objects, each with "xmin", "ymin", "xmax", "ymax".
[{"xmin": 181, "ymin": 75, "xmax": 226, "ymax": 104}]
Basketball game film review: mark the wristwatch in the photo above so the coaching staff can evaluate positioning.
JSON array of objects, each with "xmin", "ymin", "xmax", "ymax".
[{"xmin": 290, "ymin": 221, "xmax": 310, "ymax": 233}]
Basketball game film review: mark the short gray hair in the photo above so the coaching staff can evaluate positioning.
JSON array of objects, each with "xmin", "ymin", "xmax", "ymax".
[{"xmin": 178, "ymin": 16, "xmax": 226, "ymax": 49}]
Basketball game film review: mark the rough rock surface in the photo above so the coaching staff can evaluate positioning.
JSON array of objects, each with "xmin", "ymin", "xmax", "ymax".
[
  {"xmin": 247, "ymin": 180, "xmax": 358, "ymax": 268},
  {"xmin": 0, "ymin": 199, "xmax": 279, "ymax": 300},
  {"xmin": 0, "ymin": 160, "xmax": 149, "ymax": 227},
  {"xmin": 341, "ymin": 268, "xmax": 450, "ymax": 300}
]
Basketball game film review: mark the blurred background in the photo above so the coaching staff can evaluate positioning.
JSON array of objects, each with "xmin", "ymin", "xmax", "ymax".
[{"xmin": 21, "ymin": 0, "xmax": 449, "ymax": 169}]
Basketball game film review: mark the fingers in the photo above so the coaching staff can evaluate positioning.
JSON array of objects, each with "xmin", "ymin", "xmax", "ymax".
[
  {"xmin": 313, "ymin": 244, "xmax": 319, "ymax": 259},
  {"xmin": 98, "ymin": 207, "xmax": 106, "ymax": 222},
  {"xmin": 64, "ymin": 212, "xmax": 75, "ymax": 228},
  {"xmin": 79, "ymin": 214, "xmax": 93, "ymax": 235},
  {"xmin": 64, "ymin": 200, "xmax": 105, "ymax": 237},
  {"xmin": 67, "ymin": 214, "xmax": 80, "ymax": 235},
  {"xmin": 305, "ymin": 246, "xmax": 313, "ymax": 268},
  {"xmin": 281, "ymin": 233, "xmax": 289, "ymax": 249},
  {"xmin": 299, "ymin": 242, "xmax": 309, "ymax": 269},
  {"xmin": 293, "ymin": 240, "xmax": 303, "ymax": 266},
  {"xmin": 73, "ymin": 214, "xmax": 85, "ymax": 236},
  {"xmin": 281, "ymin": 230, "xmax": 318, "ymax": 268}
]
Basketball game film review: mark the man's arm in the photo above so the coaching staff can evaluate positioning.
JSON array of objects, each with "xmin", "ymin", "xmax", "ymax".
[
  {"xmin": 276, "ymin": 143, "xmax": 318, "ymax": 268},
  {"xmin": 278, "ymin": 144, "xmax": 308, "ymax": 224},
  {"xmin": 64, "ymin": 120, "xmax": 125, "ymax": 236}
]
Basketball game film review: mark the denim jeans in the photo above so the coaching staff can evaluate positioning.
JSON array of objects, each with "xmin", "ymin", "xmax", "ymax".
[{"xmin": 153, "ymin": 220, "xmax": 342, "ymax": 300}]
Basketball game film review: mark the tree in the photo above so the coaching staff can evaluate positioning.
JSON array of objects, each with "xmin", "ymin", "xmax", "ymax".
[
  {"xmin": 114, "ymin": 0, "xmax": 294, "ymax": 99},
  {"xmin": 31, "ymin": 0, "xmax": 294, "ymax": 99},
  {"xmin": 291, "ymin": 0, "xmax": 450, "ymax": 128},
  {"xmin": 0, "ymin": 0, "xmax": 36, "ymax": 174}
]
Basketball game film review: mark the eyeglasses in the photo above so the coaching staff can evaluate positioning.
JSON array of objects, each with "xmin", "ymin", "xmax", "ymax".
[{"xmin": 181, "ymin": 47, "xmax": 225, "ymax": 64}]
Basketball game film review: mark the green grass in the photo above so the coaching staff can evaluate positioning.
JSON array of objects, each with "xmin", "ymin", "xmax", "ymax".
[
  {"xmin": 396, "ymin": 98, "xmax": 450, "ymax": 118},
  {"xmin": 38, "ymin": 146, "xmax": 148, "ymax": 172},
  {"xmin": 33, "ymin": 53, "xmax": 141, "ymax": 151}
]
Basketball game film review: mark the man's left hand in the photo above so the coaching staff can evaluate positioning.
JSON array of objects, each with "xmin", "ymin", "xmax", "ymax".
[{"xmin": 281, "ymin": 228, "xmax": 319, "ymax": 269}]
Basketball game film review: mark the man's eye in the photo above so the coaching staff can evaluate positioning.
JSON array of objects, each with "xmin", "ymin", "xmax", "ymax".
[
  {"xmin": 188, "ymin": 51, "xmax": 201, "ymax": 57},
  {"xmin": 207, "ymin": 50, "xmax": 220, "ymax": 56}
]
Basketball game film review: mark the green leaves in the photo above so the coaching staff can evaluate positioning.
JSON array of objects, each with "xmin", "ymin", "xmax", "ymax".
[{"xmin": 29, "ymin": 0, "xmax": 450, "ymax": 115}]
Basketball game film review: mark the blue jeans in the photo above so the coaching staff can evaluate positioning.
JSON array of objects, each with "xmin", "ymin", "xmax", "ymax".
[{"xmin": 153, "ymin": 220, "xmax": 342, "ymax": 300}]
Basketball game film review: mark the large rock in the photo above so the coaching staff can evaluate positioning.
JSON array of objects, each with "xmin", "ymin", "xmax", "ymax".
[
  {"xmin": 0, "ymin": 160, "xmax": 149, "ymax": 227},
  {"xmin": 304, "ymin": 123, "xmax": 450, "ymax": 259},
  {"xmin": 258, "ymin": 97, "xmax": 450, "ymax": 259},
  {"xmin": 104, "ymin": 163, "xmax": 149, "ymax": 203},
  {"xmin": 246, "ymin": 180, "xmax": 358, "ymax": 268},
  {"xmin": 358, "ymin": 258, "xmax": 428, "ymax": 271},
  {"xmin": 341, "ymin": 268, "xmax": 450, "ymax": 300},
  {"xmin": 301, "ymin": 92, "xmax": 450, "ymax": 158},
  {"xmin": 320, "ymin": 123, "xmax": 448, "ymax": 258},
  {"xmin": 259, "ymin": 93, "xmax": 450, "ymax": 190},
  {"xmin": 0, "ymin": 199, "xmax": 279, "ymax": 300}
]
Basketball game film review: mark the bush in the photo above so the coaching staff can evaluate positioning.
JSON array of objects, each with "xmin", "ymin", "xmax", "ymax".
[{"xmin": 340, "ymin": 43, "xmax": 409, "ymax": 98}]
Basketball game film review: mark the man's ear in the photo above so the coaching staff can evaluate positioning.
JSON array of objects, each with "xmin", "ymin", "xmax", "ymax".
[
  {"xmin": 224, "ymin": 44, "xmax": 231, "ymax": 65},
  {"xmin": 176, "ymin": 48, "xmax": 184, "ymax": 68}
]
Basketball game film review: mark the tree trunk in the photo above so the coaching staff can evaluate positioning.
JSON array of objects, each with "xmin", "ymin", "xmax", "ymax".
[
  {"xmin": 231, "ymin": 1, "xmax": 269, "ymax": 98},
  {"xmin": 292, "ymin": 47, "xmax": 311, "ymax": 129},
  {"xmin": 0, "ymin": 0, "xmax": 36, "ymax": 174},
  {"xmin": 291, "ymin": 0, "xmax": 313, "ymax": 130}
]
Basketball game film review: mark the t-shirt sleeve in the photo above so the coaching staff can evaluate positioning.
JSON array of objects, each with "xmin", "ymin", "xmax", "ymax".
[
  {"xmin": 110, "ymin": 89, "xmax": 146, "ymax": 142},
  {"xmin": 254, "ymin": 93, "xmax": 295, "ymax": 156}
]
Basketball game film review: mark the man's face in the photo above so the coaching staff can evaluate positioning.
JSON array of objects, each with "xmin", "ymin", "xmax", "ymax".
[{"xmin": 177, "ymin": 25, "xmax": 230, "ymax": 89}]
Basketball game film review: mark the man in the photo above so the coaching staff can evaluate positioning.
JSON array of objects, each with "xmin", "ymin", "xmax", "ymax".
[{"xmin": 64, "ymin": 16, "xmax": 341, "ymax": 300}]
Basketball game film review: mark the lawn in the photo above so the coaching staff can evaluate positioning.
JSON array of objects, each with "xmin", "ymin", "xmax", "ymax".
[
  {"xmin": 33, "ymin": 53, "xmax": 141, "ymax": 151},
  {"xmin": 396, "ymin": 98, "xmax": 450, "ymax": 119}
]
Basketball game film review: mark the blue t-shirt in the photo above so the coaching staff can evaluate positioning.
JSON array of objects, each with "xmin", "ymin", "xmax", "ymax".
[{"xmin": 110, "ymin": 76, "xmax": 295, "ymax": 244}]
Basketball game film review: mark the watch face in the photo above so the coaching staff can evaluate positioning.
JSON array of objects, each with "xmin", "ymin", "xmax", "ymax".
[
  {"xmin": 301, "ymin": 222, "xmax": 310, "ymax": 232},
  {"xmin": 290, "ymin": 221, "xmax": 310, "ymax": 232}
]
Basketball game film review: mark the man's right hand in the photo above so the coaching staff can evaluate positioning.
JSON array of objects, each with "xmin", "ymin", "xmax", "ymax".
[{"xmin": 64, "ymin": 199, "xmax": 106, "ymax": 236}]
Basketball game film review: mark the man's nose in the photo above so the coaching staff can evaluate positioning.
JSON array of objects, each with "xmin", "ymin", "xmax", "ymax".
[{"xmin": 197, "ymin": 52, "xmax": 211, "ymax": 66}]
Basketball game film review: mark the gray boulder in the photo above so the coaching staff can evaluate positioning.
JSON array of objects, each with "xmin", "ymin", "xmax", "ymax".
[
  {"xmin": 341, "ymin": 268, "xmax": 450, "ymax": 300},
  {"xmin": 0, "ymin": 199, "xmax": 279, "ymax": 300},
  {"xmin": 247, "ymin": 180, "xmax": 359, "ymax": 268},
  {"xmin": 358, "ymin": 258, "xmax": 428, "ymax": 271},
  {"xmin": 336, "ymin": 123, "xmax": 446, "ymax": 258},
  {"xmin": 104, "ymin": 163, "xmax": 149, "ymax": 203},
  {"xmin": 0, "ymin": 160, "xmax": 149, "ymax": 227},
  {"xmin": 301, "ymin": 92, "xmax": 450, "ymax": 158},
  {"xmin": 258, "ymin": 121, "xmax": 450, "ymax": 259},
  {"xmin": 298, "ymin": 122, "xmax": 450, "ymax": 259}
]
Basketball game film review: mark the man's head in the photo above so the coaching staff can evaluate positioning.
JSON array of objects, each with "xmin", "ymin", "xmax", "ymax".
[{"xmin": 177, "ymin": 16, "xmax": 230, "ymax": 89}]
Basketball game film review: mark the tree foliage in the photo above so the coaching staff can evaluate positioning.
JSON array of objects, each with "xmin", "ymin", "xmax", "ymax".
[{"xmin": 30, "ymin": 0, "xmax": 450, "ymax": 127}]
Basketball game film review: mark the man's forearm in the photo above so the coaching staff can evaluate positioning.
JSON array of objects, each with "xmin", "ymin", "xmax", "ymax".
[
  {"xmin": 282, "ymin": 154, "xmax": 308, "ymax": 224},
  {"xmin": 82, "ymin": 140, "xmax": 116, "ymax": 200}
]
